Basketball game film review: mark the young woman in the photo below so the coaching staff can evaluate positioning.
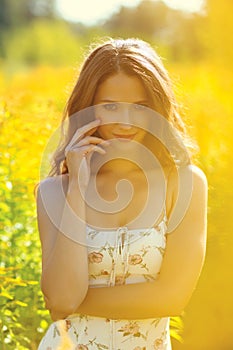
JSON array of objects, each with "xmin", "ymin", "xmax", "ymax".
[{"xmin": 36, "ymin": 38, "xmax": 208, "ymax": 349}]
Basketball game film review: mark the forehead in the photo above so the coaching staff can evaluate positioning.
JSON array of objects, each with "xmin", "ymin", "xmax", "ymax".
[{"xmin": 93, "ymin": 72, "xmax": 149, "ymax": 104}]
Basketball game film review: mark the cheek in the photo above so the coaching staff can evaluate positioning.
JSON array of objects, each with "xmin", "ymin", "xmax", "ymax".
[
  {"xmin": 97, "ymin": 125, "xmax": 113, "ymax": 139},
  {"xmin": 135, "ymin": 129, "xmax": 147, "ymax": 142}
]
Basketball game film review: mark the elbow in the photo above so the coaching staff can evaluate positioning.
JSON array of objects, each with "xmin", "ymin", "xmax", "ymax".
[
  {"xmin": 47, "ymin": 300, "xmax": 78, "ymax": 321},
  {"xmin": 41, "ymin": 279, "xmax": 88, "ymax": 320},
  {"xmin": 168, "ymin": 291, "xmax": 192, "ymax": 316},
  {"xmin": 156, "ymin": 298, "xmax": 185, "ymax": 317},
  {"xmin": 153, "ymin": 281, "xmax": 191, "ymax": 317},
  {"xmin": 43, "ymin": 289, "xmax": 88, "ymax": 321},
  {"xmin": 168, "ymin": 302, "xmax": 185, "ymax": 317}
]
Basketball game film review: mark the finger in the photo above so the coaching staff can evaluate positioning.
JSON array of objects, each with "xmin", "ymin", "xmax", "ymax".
[
  {"xmin": 79, "ymin": 119, "xmax": 101, "ymax": 137},
  {"xmin": 77, "ymin": 136, "xmax": 109, "ymax": 147},
  {"xmin": 67, "ymin": 143, "xmax": 106, "ymax": 156},
  {"xmin": 66, "ymin": 119, "xmax": 101, "ymax": 151},
  {"xmin": 85, "ymin": 145, "xmax": 106, "ymax": 155},
  {"xmin": 66, "ymin": 138, "xmax": 109, "ymax": 157},
  {"xmin": 68, "ymin": 119, "xmax": 100, "ymax": 148}
]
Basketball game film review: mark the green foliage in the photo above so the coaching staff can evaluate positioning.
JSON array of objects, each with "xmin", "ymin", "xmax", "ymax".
[
  {"xmin": 0, "ymin": 156, "xmax": 50, "ymax": 349},
  {"xmin": 101, "ymin": 1, "xmax": 207, "ymax": 62},
  {"xmin": 0, "ymin": 0, "xmax": 55, "ymax": 29},
  {"xmin": 0, "ymin": 0, "xmax": 56, "ymax": 58},
  {"xmin": 1, "ymin": 0, "xmax": 233, "ymax": 66},
  {"xmin": 0, "ymin": 96, "xmax": 52, "ymax": 349},
  {"xmin": 3, "ymin": 19, "xmax": 85, "ymax": 67}
]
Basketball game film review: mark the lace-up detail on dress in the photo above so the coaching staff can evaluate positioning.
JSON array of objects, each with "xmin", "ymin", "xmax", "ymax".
[
  {"xmin": 87, "ymin": 213, "xmax": 168, "ymax": 288},
  {"xmin": 108, "ymin": 226, "xmax": 129, "ymax": 286}
]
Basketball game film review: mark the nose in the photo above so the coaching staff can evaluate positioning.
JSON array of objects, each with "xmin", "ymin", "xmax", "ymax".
[{"xmin": 118, "ymin": 107, "xmax": 132, "ymax": 129}]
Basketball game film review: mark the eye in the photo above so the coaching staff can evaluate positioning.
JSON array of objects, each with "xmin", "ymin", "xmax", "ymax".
[
  {"xmin": 134, "ymin": 104, "xmax": 148, "ymax": 110},
  {"xmin": 103, "ymin": 103, "xmax": 118, "ymax": 111}
]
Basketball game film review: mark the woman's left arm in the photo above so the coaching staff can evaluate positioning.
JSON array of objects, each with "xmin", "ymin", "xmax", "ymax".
[{"xmin": 76, "ymin": 165, "xmax": 208, "ymax": 319}]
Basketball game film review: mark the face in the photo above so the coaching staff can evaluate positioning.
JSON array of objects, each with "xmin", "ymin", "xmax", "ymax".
[{"xmin": 93, "ymin": 72, "xmax": 152, "ymax": 144}]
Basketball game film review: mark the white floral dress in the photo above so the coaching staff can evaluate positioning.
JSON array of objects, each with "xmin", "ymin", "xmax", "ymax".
[{"xmin": 38, "ymin": 214, "xmax": 172, "ymax": 350}]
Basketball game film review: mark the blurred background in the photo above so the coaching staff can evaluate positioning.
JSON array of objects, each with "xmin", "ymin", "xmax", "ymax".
[{"xmin": 0, "ymin": 0, "xmax": 232, "ymax": 349}]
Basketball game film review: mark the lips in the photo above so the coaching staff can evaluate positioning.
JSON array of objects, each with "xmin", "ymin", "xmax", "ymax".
[{"xmin": 113, "ymin": 133, "xmax": 136, "ymax": 140}]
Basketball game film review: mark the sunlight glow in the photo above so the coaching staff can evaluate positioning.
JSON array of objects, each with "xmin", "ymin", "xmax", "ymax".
[
  {"xmin": 56, "ymin": 0, "xmax": 204, "ymax": 24},
  {"xmin": 56, "ymin": 0, "xmax": 141, "ymax": 24},
  {"xmin": 163, "ymin": 0, "xmax": 204, "ymax": 13}
]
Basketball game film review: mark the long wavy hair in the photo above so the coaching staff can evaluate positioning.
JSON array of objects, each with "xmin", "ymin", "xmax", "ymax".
[{"xmin": 49, "ymin": 38, "xmax": 194, "ymax": 176}]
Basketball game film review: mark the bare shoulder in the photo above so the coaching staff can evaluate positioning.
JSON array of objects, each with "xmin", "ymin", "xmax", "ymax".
[
  {"xmin": 181, "ymin": 164, "xmax": 208, "ymax": 198},
  {"xmin": 166, "ymin": 164, "xmax": 208, "ymax": 233},
  {"xmin": 189, "ymin": 165, "xmax": 208, "ymax": 206},
  {"xmin": 37, "ymin": 174, "xmax": 69, "ymax": 192},
  {"xmin": 190, "ymin": 164, "xmax": 208, "ymax": 187},
  {"xmin": 36, "ymin": 175, "xmax": 70, "ymax": 244},
  {"xmin": 37, "ymin": 175, "xmax": 69, "ymax": 200},
  {"xmin": 36, "ymin": 175, "xmax": 69, "ymax": 218},
  {"xmin": 168, "ymin": 164, "xmax": 207, "ymax": 194}
]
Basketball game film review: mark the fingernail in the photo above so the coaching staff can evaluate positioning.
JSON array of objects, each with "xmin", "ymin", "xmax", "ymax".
[{"xmin": 101, "ymin": 139, "xmax": 109, "ymax": 144}]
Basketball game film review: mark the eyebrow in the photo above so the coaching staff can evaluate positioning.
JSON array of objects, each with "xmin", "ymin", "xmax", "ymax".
[{"xmin": 97, "ymin": 99, "xmax": 150, "ymax": 104}]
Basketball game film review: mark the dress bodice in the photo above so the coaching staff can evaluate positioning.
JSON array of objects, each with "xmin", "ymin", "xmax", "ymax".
[
  {"xmin": 38, "ymin": 214, "xmax": 172, "ymax": 350},
  {"xmin": 87, "ymin": 214, "xmax": 168, "ymax": 288}
]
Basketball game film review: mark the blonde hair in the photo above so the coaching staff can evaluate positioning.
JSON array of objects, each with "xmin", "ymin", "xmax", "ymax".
[{"xmin": 49, "ymin": 38, "xmax": 193, "ymax": 176}]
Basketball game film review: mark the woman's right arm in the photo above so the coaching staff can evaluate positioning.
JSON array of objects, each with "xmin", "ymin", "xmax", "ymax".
[
  {"xmin": 37, "ymin": 119, "xmax": 105, "ymax": 321},
  {"xmin": 37, "ymin": 175, "xmax": 89, "ymax": 321}
]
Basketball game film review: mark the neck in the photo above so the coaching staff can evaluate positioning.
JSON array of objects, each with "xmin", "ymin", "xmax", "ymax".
[{"xmin": 98, "ymin": 159, "xmax": 141, "ymax": 177}]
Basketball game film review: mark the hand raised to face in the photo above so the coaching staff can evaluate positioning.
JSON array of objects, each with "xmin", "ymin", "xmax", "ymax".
[{"xmin": 64, "ymin": 119, "xmax": 109, "ymax": 190}]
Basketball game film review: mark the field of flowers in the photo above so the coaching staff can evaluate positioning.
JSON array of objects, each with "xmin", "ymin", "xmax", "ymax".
[{"xmin": 0, "ymin": 62, "xmax": 232, "ymax": 349}]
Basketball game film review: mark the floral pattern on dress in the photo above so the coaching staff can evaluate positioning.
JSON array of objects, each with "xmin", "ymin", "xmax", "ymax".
[
  {"xmin": 87, "ymin": 224, "xmax": 167, "ymax": 288},
  {"xmin": 128, "ymin": 254, "xmax": 143, "ymax": 265},
  {"xmin": 38, "ymin": 215, "xmax": 172, "ymax": 349},
  {"xmin": 88, "ymin": 252, "xmax": 104, "ymax": 263},
  {"xmin": 118, "ymin": 321, "xmax": 147, "ymax": 342},
  {"xmin": 39, "ymin": 314, "xmax": 171, "ymax": 349}
]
